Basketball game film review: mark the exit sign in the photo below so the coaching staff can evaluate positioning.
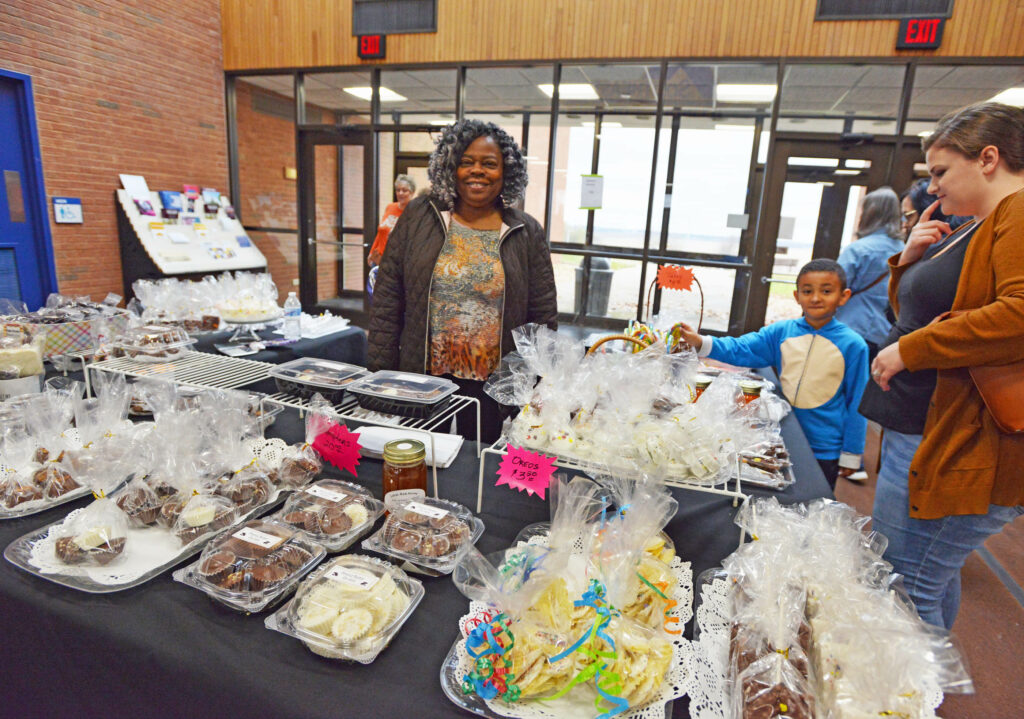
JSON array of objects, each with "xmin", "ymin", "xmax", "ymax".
[
  {"xmin": 896, "ymin": 17, "xmax": 945, "ymax": 49},
  {"xmin": 357, "ymin": 34, "xmax": 386, "ymax": 59}
]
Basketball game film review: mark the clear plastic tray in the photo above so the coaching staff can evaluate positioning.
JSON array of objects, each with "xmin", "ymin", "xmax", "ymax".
[
  {"xmin": 270, "ymin": 479, "xmax": 385, "ymax": 552},
  {"xmin": 268, "ymin": 358, "xmax": 368, "ymax": 402},
  {"xmin": 347, "ymin": 371, "xmax": 458, "ymax": 419},
  {"xmin": 265, "ymin": 554, "xmax": 424, "ymax": 664},
  {"xmin": 3, "ymin": 487, "xmax": 288, "ymax": 593},
  {"xmin": 173, "ymin": 519, "xmax": 326, "ymax": 613},
  {"xmin": 361, "ymin": 496, "xmax": 484, "ymax": 574},
  {"xmin": 0, "ymin": 480, "xmax": 92, "ymax": 520}
]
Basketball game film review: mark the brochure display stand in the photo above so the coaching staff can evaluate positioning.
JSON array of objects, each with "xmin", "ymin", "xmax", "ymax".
[{"xmin": 115, "ymin": 188, "xmax": 267, "ymax": 298}]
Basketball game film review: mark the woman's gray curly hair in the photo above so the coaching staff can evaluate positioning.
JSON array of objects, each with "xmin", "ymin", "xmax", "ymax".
[{"xmin": 428, "ymin": 119, "xmax": 528, "ymax": 210}]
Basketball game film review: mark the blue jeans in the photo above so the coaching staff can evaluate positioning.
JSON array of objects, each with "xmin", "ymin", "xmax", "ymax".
[{"xmin": 872, "ymin": 429, "xmax": 1023, "ymax": 629}]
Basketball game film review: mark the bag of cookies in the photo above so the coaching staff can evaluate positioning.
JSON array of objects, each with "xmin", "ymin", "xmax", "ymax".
[{"xmin": 275, "ymin": 394, "xmax": 331, "ymax": 488}]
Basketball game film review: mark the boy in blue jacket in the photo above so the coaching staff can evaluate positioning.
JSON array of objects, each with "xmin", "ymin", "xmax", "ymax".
[{"xmin": 677, "ymin": 258, "xmax": 869, "ymax": 489}]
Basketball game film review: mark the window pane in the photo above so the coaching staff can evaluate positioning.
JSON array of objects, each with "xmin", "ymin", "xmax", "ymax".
[
  {"xmin": 661, "ymin": 63, "xmax": 777, "ymax": 112},
  {"xmin": 380, "ymin": 68, "xmax": 457, "ymax": 118},
  {"xmin": 592, "ymin": 117, "xmax": 657, "ymax": 250},
  {"xmin": 236, "ymin": 77, "xmax": 296, "ymax": 230},
  {"xmin": 465, "ymin": 66, "xmax": 553, "ymax": 113},
  {"xmin": 552, "ymin": 252, "xmax": 583, "ymax": 315},
  {"xmin": 653, "ymin": 265, "xmax": 736, "ymax": 333},
  {"xmin": 524, "ymin": 114, "xmax": 550, "ymax": 225},
  {"xmin": 665, "ymin": 119, "xmax": 756, "ymax": 256},
  {"xmin": 908, "ymin": 65, "xmax": 1024, "ymax": 123},
  {"xmin": 780, "ymin": 64, "xmax": 905, "ymax": 123},
  {"xmin": 302, "ymin": 71, "xmax": 372, "ymax": 123},
  {"xmin": 559, "ymin": 64, "xmax": 661, "ymax": 112},
  {"xmin": 549, "ymin": 116, "xmax": 595, "ymax": 244},
  {"xmin": 248, "ymin": 230, "xmax": 299, "ymax": 299}
]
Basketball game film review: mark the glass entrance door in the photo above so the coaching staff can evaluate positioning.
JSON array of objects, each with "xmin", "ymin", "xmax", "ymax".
[
  {"xmin": 746, "ymin": 135, "xmax": 919, "ymax": 331},
  {"xmin": 296, "ymin": 126, "xmax": 374, "ymax": 322}
]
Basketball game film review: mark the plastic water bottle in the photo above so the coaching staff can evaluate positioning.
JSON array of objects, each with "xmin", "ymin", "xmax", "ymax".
[{"xmin": 283, "ymin": 292, "xmax": 302, "ymax": 340}]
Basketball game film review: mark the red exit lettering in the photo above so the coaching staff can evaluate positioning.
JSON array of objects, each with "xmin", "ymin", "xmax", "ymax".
[
  {"xmin": 360, "ymin": 36, "xmax": 379, "ymax": 55},
  {"xmin": 905, "ymin": 19, "xmax": 939, "ymax": 44}
]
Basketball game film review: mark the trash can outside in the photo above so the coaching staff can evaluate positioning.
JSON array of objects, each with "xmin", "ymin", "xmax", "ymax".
[{"xmin": 574, "ymin": 257, "xmax": 613, "ymax": 316}]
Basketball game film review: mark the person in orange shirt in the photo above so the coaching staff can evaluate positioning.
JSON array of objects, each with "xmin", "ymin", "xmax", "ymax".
[
  {"xmin": 367, "ymin": 174, "xmax": 416, "ymax": 267},
  {"xmin": 868, "ymin": 102, "xmax": 1024, "ymax": 629}
]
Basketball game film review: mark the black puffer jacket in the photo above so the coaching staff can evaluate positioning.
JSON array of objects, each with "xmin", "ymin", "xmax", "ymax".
[{"xmin": 367, "ymin": 196, "xmax": 558, "ymax": 373}]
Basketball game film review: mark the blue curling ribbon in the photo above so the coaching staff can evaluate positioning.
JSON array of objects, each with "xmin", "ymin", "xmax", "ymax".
[
  {"xmin": 545, "ymin": 580, "xmax": 631, "ymax": 719},
  {"xmin": 465, "ymin": 613, "xmax": 508, "ymax": 659}
]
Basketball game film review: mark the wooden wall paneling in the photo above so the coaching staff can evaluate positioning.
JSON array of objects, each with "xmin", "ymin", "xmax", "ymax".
[{"xmin": 222, "ymin": 0, "xmax": 1024, "ymax": 71}]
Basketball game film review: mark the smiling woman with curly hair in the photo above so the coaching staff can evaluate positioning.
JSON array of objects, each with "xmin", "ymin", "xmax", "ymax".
[{"xmin": 367, "ymin": 119, "xmax": 557, "ymax": 442}]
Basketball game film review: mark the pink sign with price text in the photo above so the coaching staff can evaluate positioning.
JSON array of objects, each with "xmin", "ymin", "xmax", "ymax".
[
  {"xmin": 495, "ymin": 446, "xmax": 557, "ymax": 499},
  {"xmin": 311, "ymin": 422, "xmax": 362, "ymax": 476}
]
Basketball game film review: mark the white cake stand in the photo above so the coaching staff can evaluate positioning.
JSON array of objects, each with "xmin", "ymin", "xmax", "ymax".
[{"xmin": 220, "ymin": 311, "xmax": 283, "ymax": 343}]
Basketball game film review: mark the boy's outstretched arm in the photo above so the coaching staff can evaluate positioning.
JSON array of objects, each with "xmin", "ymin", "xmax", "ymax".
[
  {"xmin": 677, "ymin": 322, "xmax": 779, "ymax": 368},
  {"xmin": 839, "ymin": 340, "xmax": 870, "ymax": 473}
]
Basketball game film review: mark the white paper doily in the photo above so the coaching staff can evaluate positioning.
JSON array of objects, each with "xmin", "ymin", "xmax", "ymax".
[
  {"xmin": 25, "ymin": 486, "xmax": 285, "ymax": 587},
  {"xmin": 688, "ymin": 577, "xmax": 945, "ymax": 719},
  {"xmin": 244, "ymin": 437, "xmax": 289, "ymax": 471},
  {"xmin": 448, "ymin": 538, "xmax": 695, "ymax": 719}
]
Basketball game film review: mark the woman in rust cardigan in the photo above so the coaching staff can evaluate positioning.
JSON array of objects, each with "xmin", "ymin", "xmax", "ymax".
[{"xmin": 867, "ymin": 102, "xmax": 1024, "ymax": 629}]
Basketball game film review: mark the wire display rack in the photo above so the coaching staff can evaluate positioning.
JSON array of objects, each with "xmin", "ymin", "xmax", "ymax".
[
  {"xmin": 477, "ymin": 439, "xmax": 750, "ymax": 546},
  {"xmin": 86, "ymin": 350, "xmax": 275, "ymax": 394},
  {"xmin": 262, "ymin": 390, "xmax": 481, "ymax": 498}
]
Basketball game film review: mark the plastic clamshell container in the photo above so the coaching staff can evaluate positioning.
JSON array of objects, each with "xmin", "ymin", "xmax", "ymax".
[
  {"xmin": 271, "ymin": 479, "xmax": 385, "ymax": 552},
  {"xmin": 268, "ymin": 358, "xmax": 368, "ymax": 403},
  {"xmin": 116, "ymin": 324, "xmax": 195, "ymax": 363},
  {"xmin": 361, "ymin": 496, "xmax": 484, "ymax": 574},
  {"xmin": 265, "ymin": 554, "xmax": 424, "ymax": 664},
  {"xmin": 346, "ymin": 371, "xmax": 458, "ymax": 419},
  {"xmin": 173, "ymin": 518, "xmax": 326, "ymax": 613}
]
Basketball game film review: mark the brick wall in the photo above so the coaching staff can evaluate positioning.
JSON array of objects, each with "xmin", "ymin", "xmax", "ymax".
[
  {"xmin": 236, "ymin": 80, "xmax": 339, "ymax": 302},
  {"xmin": 0, "ymin": 0, "xmax": 229, "ymax": 301}
]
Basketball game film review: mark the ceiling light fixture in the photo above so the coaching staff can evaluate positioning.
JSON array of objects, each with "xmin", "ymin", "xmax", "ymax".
[
  {"xmin": 989, "ymin": 87, "xmax": 1024, "ymax": 106},
  {"xmin": 343, "ymin": 87, "xmax": 407, "ymax": 102},
  {"xmin": 538, "ymin": 83, "xmax": 599, "ymax": 100},
  {"xmin": 715, "ymin": 83, "xmax": 778, "ymax": 103}
]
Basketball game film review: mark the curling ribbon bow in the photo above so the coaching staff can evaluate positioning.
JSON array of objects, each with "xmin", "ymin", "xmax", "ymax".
[
  {"xmin": 461, "ymin": 613, "xmax": 521, "ymax": 703},
  {"xmin": 544, "ymin": 580, "xmax": 630, "ymax": 719}
]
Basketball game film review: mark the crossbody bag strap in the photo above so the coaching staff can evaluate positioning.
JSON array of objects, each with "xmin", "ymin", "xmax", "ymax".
[{"xmin": 851, "ymin": 271, "xmax": 889, "ymax": 296}]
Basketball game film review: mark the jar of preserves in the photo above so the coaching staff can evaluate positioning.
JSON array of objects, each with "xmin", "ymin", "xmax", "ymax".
[
  {"xmin": 382, "ymin": 439, "xmax": 427, "ymax": 511},
  {"xmin": 693, "ymin": 375, "xmax": 713, "ymax": 402},
  {"xmin": 739, "ymin": 380, "xmax": 763, "ymax": 405}
]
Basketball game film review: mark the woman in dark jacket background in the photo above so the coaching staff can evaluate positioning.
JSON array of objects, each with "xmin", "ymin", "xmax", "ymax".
[{"xmin": 367, "ymin": 119, "xmax": 557, "ymax": 442}]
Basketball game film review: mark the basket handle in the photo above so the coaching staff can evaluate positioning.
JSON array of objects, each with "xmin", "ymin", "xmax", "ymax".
[{"xmin": 586, "ymin": 334, "xmax": 650, "ymax": 355}]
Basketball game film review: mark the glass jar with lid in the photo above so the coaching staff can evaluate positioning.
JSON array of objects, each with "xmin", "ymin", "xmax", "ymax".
[{"xmin": 382, "ymin": 439, "xmax": 427, "ymax": 511}]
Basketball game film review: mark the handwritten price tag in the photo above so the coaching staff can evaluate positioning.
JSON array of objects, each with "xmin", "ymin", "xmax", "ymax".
[
  {"xmin": 311, "ymin": 422, "xmax": 362, "ymax": 476},
  {"xmin": 656, "ymin": 264, "xmax": 695, "ymax": 292},
  {"xmin": 495, "ymin": 446, "xmax": 557, "ymax": 500}
]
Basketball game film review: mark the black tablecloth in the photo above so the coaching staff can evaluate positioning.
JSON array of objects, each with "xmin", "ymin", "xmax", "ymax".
[
  {"xmin": 1, "ymin": 371, "xmax": 830, "ymax": 719},
  {"xmin": 191, "ymin": 325, "xmax": 368, "ymax": 366}
]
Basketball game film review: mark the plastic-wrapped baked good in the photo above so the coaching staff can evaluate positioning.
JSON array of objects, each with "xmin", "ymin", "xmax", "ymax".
[
  {"xmin": 174, "ymin": 519, "xmax": 325, "ymax": 613},
  {"xmin": 274, "ymin": 479, "xmax": 384, "ymax": 551},
  {"xmin": 264, "ymin": 554, "xmax": 424, "ymax": 663},
  {"xmin": 362, "ymin": 496, "xmax": 484, "ymax": 574},
  {"xmin": 52, "ymin": 497, "xmax": 129, "ymax": 567},
  {"xmin": 172, "ymin": 492, "xmax": 237, "ymax": 546},
  {"xmin": 116, "ymin": 324, "xmax": 195, "ymax": 362}
]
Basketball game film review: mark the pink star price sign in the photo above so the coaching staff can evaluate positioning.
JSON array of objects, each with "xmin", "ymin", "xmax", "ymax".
[
  {"xmin": 496, "ymin": 446, "xmax": 557, "ymax": 499},
  {"xmin": 311, "ymin": 422, "xmax": 362, "ymax": 476}
]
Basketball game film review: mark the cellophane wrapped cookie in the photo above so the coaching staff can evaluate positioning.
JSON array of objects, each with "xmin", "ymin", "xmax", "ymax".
[
  {"xmin": 175, "ymin": 518, "xmax": 325, "ymax": 613},
  {"xmin": 51, "ymin": 449, "xmax": 133, "ymax": 567},
  {"xmin": 265, "ymin": 554, "xmax": 423, "ymax": 663},
  {"xmin": 702, "ymin": 497, "xmax": 972, "ymax": 719},
  {"xmin": 273, "ymin": 394, "xmax": 331, "ymax": 489},
  {"xmin": 275, "ymin": 478, "xmax": 384, "ymax": 551}
]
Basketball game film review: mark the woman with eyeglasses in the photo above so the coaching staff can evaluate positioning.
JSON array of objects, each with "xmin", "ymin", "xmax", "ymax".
[
  {"xmin": 900, "ymin": 178, "xmax": 971, "ymax": 240},
  {"xmin": 860, "ymin": 102, "xmax": 1024, "ymax": 629}
]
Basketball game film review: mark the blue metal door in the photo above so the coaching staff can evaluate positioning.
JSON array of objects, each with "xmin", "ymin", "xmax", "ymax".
[{"xmin": 0, "ymin": 71, "xmax": 56, "ymax": 309}]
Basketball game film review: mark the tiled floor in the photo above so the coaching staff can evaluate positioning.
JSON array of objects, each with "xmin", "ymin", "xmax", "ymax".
[{"xmin": 835, "ymin": 423, "xmax": 1024, "ymax": 718}]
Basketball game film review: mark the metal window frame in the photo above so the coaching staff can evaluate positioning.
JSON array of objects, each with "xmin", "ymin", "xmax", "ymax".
[{"xmin": 225, "ymin": 55, "xmax": 1024, "ymax": 333}]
